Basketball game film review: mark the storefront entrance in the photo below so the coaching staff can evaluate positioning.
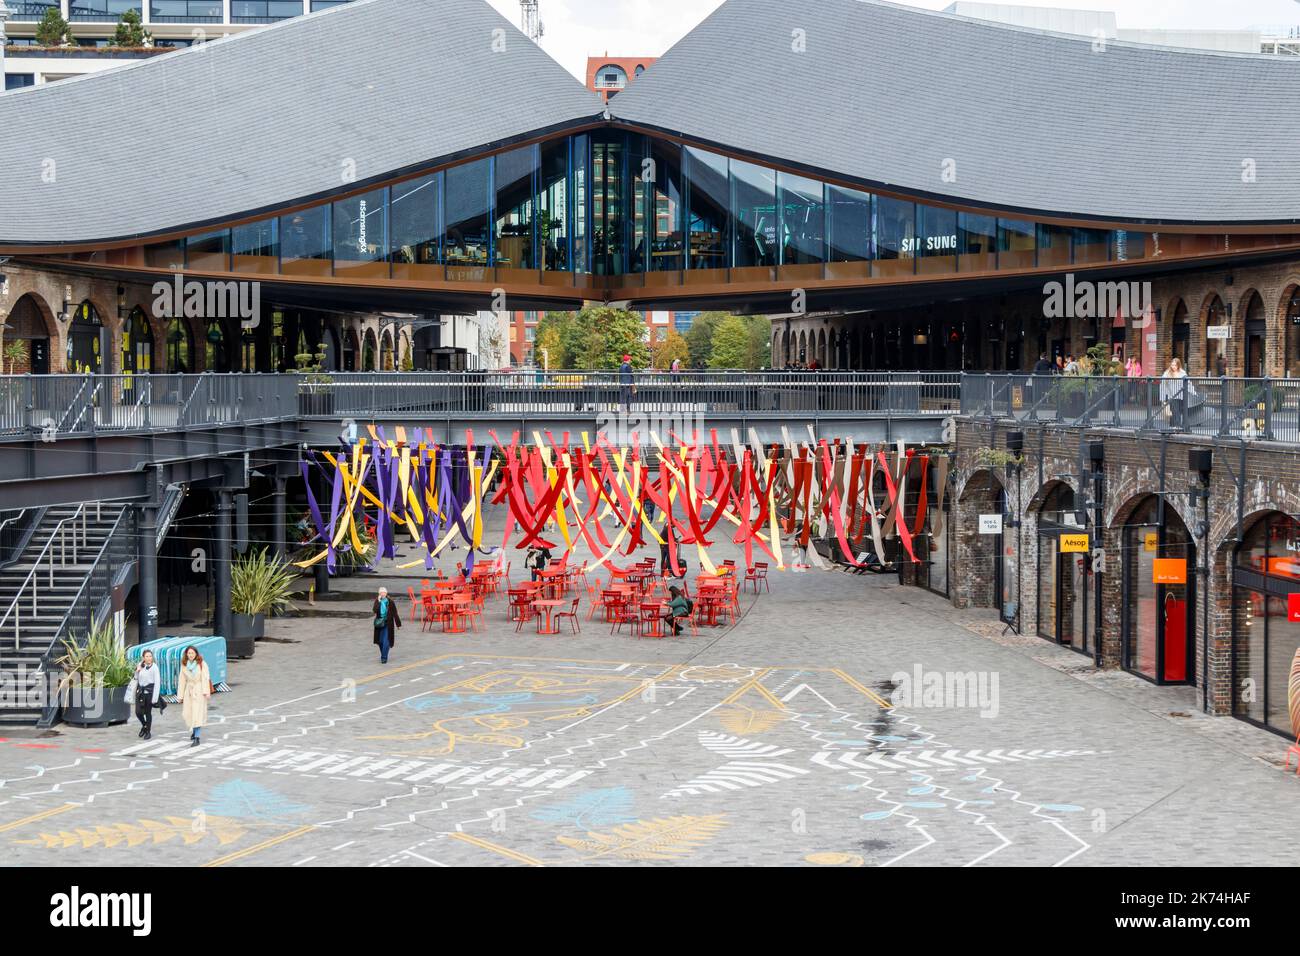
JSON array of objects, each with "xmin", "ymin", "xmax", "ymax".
[
  {"xmin": 1232, "ymin": 512, "xmax": 1300, "ymax": 738},
  {"xmin": 1122, "ymin": 496, "xmax": 1195, "ymax": 684},
  {"xmin": 67, "ymin": 301, "xmax": 104, "ymax": 374},
  {"xmin": 1036, "ymin": 485, "xmax": 1091, "ymax": 655}
]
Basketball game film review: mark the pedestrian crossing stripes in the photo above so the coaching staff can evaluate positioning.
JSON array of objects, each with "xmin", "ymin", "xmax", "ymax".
[
  {"xmin": 812, "ymin": 748, "xmax": 1099, "ymax": 773},
  {"xmin": 665, "ymin": 760, "xmax": 810, "ymax": 796},
  {"xmin": 110, "ymin": 740, "xmax": 592, "ymax": 791},
  {"xmin": 696, "ymin": 731, "xmax": 794, "ymax": 759}
]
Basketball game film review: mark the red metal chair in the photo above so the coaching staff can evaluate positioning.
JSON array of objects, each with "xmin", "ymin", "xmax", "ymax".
[
  {"xmin": 638, "ymin": 603, "xmax": 664, "ymax": 639},
  {"xmin": 601, "ymin": 589, "xmax": 626, "ymax": 624},
  {"xmin": 553, "ymin": 598, "xmax": 582, "ymax": 635},
  {"xmin": 609, "ymin": 599, "xmax": 640, "ymax": 636},
  {"xmin": 744, "ymin": 562, "xmax": 770, "ymax": 594},
  {"xmin": 507, "ymin": 587, "xmax": 532, "ymax": 621},
  {"xmin": 407, "ymin": 585, "xmax": 423, "ymax": 622},
  {"xmin": 514, "ymin": 597, "xmax": 539, "ymax": 632}
]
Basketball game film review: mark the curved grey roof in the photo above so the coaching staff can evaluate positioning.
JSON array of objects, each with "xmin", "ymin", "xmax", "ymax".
[
  {"xmin": 611, "ymin": 0, "xmax": 1300, "ymax": 225},
  {"xmin": 0, "ymin": 0, "xmax": 604, "ymax": 245}
]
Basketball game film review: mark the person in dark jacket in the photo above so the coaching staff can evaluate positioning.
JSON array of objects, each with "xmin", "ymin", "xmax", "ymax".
[
  {"xmin": 372, "ymin": 586, "xmax": 402, "ymax": 664},
  {"xmin": 618, "ymin": 354, "xmax": 635, "ymax": 413},
  {"xmin": 128, "ymin": 650, "xmax": 161, "ymax": 740},
  {"xmin": 663, "ymin": 586, "xmax": 691, "ymax": 636}
]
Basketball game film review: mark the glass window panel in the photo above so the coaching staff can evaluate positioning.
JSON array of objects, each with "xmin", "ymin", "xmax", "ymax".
[
  {"xmin": 1266, "ymin": 596, "xmax": 1300, "ymax": 733},
  {"xmin": 389, "ymin": 173, "xmax": 441, "ymax": 266},
  {"xmin": 778, "ymin": 172, "xmax": 824, "ymax": 266},
  {"xmin": 231, "ymin": 218, "xmax": 278, "ymax": 273},
  {"xmin": 1073, "ymin": 227, "xmax": 1109, "ymax": 264},
  {"xmin": 279, "ymin": 205, "xmax": 331, "ymax": 269},
  {"xmin": 827, "ymin": 185, "xmax": 872, "ymax": 262},
  {"xmin": 646, "ymin": 138, "xmax": 683, "ymax": 273},
  {"xmin": 572, "ymin": 134, "xmax": 589, "ymax": 275},
  {"xmin": 332, "ymin": 187, "xmax": 387, "ymax": 270},
  {"xmin": 731, "ymin": 159, "xmax": 776, "ymax": 269},
  {"xmin": 959, "ymin": 212, "xmax": 996, "ymax": 271},
  {"xmin": 186, "ymin": 229, "xmax": 229, "ymax": 271},
  {"xmin": 591, "ymin": 134, "xmax": 626, "ymax": 275},
  {"xmin": 495, "ymin": 145, "xmax": 538, "ymax": 271},
  {"xmin": 442, "ymin": 158, "xmax": 491, "ymax": 267},
  {"xmin": 916, "ymin": 204, "xmax": 957, "ymax": 274},
  {"xmin": 539, "ymin": 139, "xmax": 570, "ymax": 272},
  {"xmin": 1114, "ymin": 231, "xmax": 1149, "ymax": 261},
  {"xmin": 1038, "ymin": 223, "xmax": 1071, "ymax": 268},
  {"xmin": 684, "ymin": 147, "xmax": 728, "ymax": 271},
  {"xmin": 998, "ymin": 218, "xmax": 1036, "ymax": 269},
  {"xmin": 874, "ymin": 196, "xmax": 915, "ymax": 261}
]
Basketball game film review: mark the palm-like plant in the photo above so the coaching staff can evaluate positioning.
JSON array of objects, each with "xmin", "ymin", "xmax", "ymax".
[
  {"xmin": 55, "ymin": 619, "xmax": 133, "ymax": 691},
  {"xmin": 231, "ymin": 549, "xmax": 299, "ymax": 616}
]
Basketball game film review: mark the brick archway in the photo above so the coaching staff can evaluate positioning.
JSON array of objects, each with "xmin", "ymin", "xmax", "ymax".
[
  {"xmin": 1, "ymin": 292, "xmax": 59, "ymax": 373},
  {"xmin": 1194, "ymin": 290, "xmax": 1227, "ymax": 377},
  {"xmin": 1277, "ymin": 280, "xmax": 1300, "ymax": 377}
]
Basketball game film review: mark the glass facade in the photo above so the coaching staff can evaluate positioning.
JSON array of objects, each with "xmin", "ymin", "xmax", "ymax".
[
  {"xmin": 150, "ymin": 132, "xmax": 1251, "ymax": 291},
  {"xmin": 150, "ymin": 0, "xmax": 222, "ymax": 21},
  {"xmin": 68, "ymin": 0, "xmax": 141, "ymax": 21},
  {"xmin": 1233, "ymin": 513, "xmax": 1300, "ymax": 737}
]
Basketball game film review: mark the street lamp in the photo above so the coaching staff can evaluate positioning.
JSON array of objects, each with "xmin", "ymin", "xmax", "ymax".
[{"xmin": 1188, "ymin": 448, "xmax": 1213, "ymax": 714}]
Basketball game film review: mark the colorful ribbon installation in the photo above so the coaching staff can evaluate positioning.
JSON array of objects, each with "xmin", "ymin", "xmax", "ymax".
[{"xmin": 292, "ymin": 425, "xmax": 948, "ymax": 574}]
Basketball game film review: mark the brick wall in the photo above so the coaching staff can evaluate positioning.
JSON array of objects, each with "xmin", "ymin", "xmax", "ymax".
[{"xmin": 948, "ymin": 418, "xmax": 1300, "ymax": 716}]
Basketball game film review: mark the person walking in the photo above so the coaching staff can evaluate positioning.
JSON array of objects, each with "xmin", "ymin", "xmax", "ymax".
[
  {"xmin": 175, "ymin": 646, "xmax": 211, "ymax": 748},
  {"xmin": 1063, "ymin": 354, "xmax": 1079, "ymax": 375},
  {"xmin": 618, "ymin": 353, "xmax": 636, "ymax": 413},
  {"xmin": 663, "ymin": 586, "xmax": 691, "ymax": 636},
  {"xmin": 1161, "ymin": 357, "xmax": 1190, "ymax": 428},
  {"xmin": 128, "ymin": 650, "xmax": 161, "ymax": 740},
  {"xmin": 372, "ymin": 585, "xmax": 401, "ymax": 664}
]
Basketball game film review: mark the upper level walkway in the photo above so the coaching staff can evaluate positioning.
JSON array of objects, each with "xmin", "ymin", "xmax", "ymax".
[{"xmin": 962, "ymin": 373, "xmax": 1300, "ymax": 444}]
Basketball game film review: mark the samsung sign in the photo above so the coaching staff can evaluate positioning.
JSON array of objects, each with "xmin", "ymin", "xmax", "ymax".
[{"xmin": 901, "ymin": 235, "xmax": 958, "ymax": 254}]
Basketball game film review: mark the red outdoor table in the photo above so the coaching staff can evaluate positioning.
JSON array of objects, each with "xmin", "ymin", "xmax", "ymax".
[
  {"xmin": 443, "ymin": 594, "xmax": 474, "ymax": 633},
  {"xmin": 532, "ymin": 598, "xmax": 566, "ymax": 635}
]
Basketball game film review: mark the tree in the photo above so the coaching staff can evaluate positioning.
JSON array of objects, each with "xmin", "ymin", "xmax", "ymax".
[
  {"xmin": 649, "ymin": 329, "xmax": 689, "ymax": 370},
  {"xmin": 744, "ymin": 315, "xmax": 772, "ymax": 370},
  {"xmin": 535, "ymin": 311, "xmax": 573, "ymax": 369},
  {"xmin": 4, "ymin": 340, "xmax": 29, "ymax": 375},
  {"xmin": 109, "ymin": 10, "xmax": 151, "ymax": 47},
  {"xmin": 684, "ymin": 311, "xmax": 725, "ymax": 369},
  {"xmin": 35, "ymin": 8, "xmax": 71, "ymax": 46},
  {"xmin": 708, "ymin": 315, "xmax": 751, "ymax": 369}
]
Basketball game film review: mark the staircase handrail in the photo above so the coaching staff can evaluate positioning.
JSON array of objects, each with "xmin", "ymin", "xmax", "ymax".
[{"xmin": 0, "ymin": 503, "xmax": 91, "ymax": 651}]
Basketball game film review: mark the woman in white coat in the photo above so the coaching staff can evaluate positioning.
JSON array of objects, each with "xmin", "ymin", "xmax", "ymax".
[{"xmin": 175, "ymin": 646, "xmax": 211, "ymax": 748}]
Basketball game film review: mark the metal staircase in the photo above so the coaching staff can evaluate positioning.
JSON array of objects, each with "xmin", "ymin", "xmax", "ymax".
[{"xmin": 0, "ymin": 497, "xmax": 183, "ymax": 727}]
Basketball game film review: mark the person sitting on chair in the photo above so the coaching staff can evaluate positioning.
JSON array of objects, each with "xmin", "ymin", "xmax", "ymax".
[{"xmin": 663, "ymin": 586, "xmax": 691, "ymax": 636}]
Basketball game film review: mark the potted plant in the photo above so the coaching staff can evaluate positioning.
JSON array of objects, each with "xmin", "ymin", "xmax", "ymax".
[
  {"xmin": 296, "ymin": 343, "xmax": 335, "ymax": 416},
  {"xmin": 230, "ymin": 549, "xmax": 298, "ymax": 654},
  {"xmin": 55, "ymin": 620, "xmax": 133, "ymax": 727}
]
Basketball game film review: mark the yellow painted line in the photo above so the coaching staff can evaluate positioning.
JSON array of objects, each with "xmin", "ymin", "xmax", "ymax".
[
  {"xmin": 831, "ymin": 668, "xmax": 893, "ymax": 709},
  {"xmin": 202, "ymin": 825, "xmax": 316, "ymax": 867},
  {"xmin": 0, "ymin": 802, "xmax": 77, "ymax": 832},
  {"xmin": 448, "ymin": 831, "xmax": 545, "ymax": 866},
  {"xmin": 721, "ymin": 668, "xmax": 787, "ymax": 710}
]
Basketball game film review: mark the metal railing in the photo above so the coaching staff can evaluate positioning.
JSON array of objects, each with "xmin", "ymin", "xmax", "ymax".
[
  {"xmin": 314, "ymin": 370, "xmax": 963, "ymax": 419},
  {"xmin": 962, "ymin": 374, "xmax": 1300, "ymax": 442},
  {"xmin": 37, "ymin": 507, "xmax": 137, "ymax": 727},
  {"xmin": 0, "ymin": 504, "xmax": 93, "ymax": 651},
  {"xmin": 0, "ymin": 373, "xmax": 301, "ymax": 440}
]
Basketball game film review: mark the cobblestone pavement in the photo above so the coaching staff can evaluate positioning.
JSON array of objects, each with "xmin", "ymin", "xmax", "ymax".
[{"xmin": 2, "ymin": 532, "xmax": 1296, "ymax": 867}]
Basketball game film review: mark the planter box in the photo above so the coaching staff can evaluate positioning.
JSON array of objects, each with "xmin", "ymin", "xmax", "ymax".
[
  {"xmin": 233, "ymin": 612, "xmax": 265, "ymax": 642},
  {"xmin": 61, "ymin": 684, "xmax": 130, "ymax": 727}
]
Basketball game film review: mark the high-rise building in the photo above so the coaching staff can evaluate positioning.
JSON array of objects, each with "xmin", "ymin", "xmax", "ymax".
[{"xmin": 4, "ymin": 0, "xmax": 356, "ymax": 88}]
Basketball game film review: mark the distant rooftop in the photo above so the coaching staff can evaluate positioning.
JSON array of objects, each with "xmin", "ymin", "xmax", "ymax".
[{"xmin": 943, "ymin": 2, "xmax": 1299, "ymax": 54}]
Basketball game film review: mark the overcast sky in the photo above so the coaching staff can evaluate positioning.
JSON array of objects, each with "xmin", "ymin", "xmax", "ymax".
[{"xmin": 484, "ymin": 0, "xmax": 1300, "ymax": 80}]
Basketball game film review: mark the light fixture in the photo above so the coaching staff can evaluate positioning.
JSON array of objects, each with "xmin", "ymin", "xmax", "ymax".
[
  {"xmin": 913, "ymin": 332, "xmax": 928, "ymax": 346},
  {"xmin": 58, "ymin": 285, "xmax": 71, "ymax": 323}
]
